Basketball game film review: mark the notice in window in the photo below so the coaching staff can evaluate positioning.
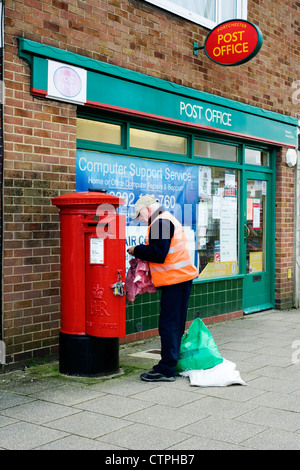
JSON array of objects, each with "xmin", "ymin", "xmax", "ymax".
[
  {"xmin": 224, "ymin": 169, "xmax": 237, "ymax": 197},
  {"xmin": 247, "ymin": 198, "xmax": 253, "ymax": 220},
  {"xmin": 249, "ymin": 252, "xmax": 263, "ymax": 273},
  {"xmin": 198, "ymin": 201, "xmax": 208, "ymax": 226},
  {"xmin": 220, "ymin": 197, "xmax": 237, "ymax": 262},
  {"xmin": 199, "ymin": 166, "xmax": 211, "ymax": 199},
  {"xmin": 212, "ymin": 195, "xmax": 221, "ymax": 219},
  {"xmin": 252, "ymin": 200, "xmax": 261, "ymax": 229}
]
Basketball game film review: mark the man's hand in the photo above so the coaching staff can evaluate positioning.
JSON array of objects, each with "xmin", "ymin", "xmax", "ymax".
[{"xmin": 127, "ymin": 247, "xmax": 135, "ymax": 256}]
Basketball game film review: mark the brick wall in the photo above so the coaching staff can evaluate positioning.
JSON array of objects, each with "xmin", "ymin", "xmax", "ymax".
[
  {"xmin": 275, "ymin": 148, "xmax": 296, "ymax": 309},
  {"xmin": 295, "ymin": 153, "xmax": 300, "ymax": 309},
  {"xmin": 3, "ymin": 99, "xmax": 77, "ymax": 363},
  {"xmin": 0, "ymin": 47, "xmax": 3, "ymax": 344},
  {"xmin": 2, "ymin": 0, "xmax": 299, "ymax": 364}
]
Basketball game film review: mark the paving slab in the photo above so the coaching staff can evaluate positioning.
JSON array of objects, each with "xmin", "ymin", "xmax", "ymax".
[
  {"xmin": 179, "ymin": 415, "xmax": 266, "ymax": 445},
  {"xmin": 0, "ymin": 422, "xmax": 67, "ymax": 450},
  {"xmin": 97, "ymin": 422, "xmax": 188, "ymax": 450},
  {"xmin": 74, "ymin": 394, "xmax": 153, "ymax": 417},
  {"xmin": 46, "ymin": 410, "xmax": 131, "ymax": 439}
]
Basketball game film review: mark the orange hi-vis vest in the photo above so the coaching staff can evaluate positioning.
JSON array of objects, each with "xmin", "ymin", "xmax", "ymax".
[{"xmin": 146, "ymin": 211, "xmax": 198, "ymax": 287}]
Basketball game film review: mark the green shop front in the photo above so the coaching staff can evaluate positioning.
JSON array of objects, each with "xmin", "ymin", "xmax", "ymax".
[{"xmin": 19, "ymin": 39, "xmax": 298, "ymax": 339}]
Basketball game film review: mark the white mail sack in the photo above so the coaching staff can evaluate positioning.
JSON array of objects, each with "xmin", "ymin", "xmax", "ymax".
[{"xmin": 180, "ymin": 358, "xmax": 246, "ymax": 387}]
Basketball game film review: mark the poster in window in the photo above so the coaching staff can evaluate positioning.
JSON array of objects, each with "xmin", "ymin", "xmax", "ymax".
[
  {"xmin": 247, "ymin": 198, "xmax": 253, "ymax": 220},
  {"xmin": 199, "ymin": 166, "xmax": 211, "ymax": 199},
  {"xmin": 249, "ymin": 252, "xmax": 263, "ymax": 273},
  {"xmin": 220, "ymin": 197, "xmax": 237, "ymax": 262},
  {"xmin": 252, "ymin": 200, "xmax": 261, "ymax": 229},
  {"xmin": 224, "ymin": 169, "xmax": 237, "ymax": 197}
]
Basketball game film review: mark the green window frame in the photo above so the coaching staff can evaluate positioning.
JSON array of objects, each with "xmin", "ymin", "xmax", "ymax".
[{"xmin": 76, "ymin": 112, "xmax": 275, "ymax": 284}]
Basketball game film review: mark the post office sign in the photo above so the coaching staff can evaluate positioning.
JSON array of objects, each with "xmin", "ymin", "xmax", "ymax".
[{"xmin": 204, "ymin": 20, "xmax": 263, "ymax": 66}]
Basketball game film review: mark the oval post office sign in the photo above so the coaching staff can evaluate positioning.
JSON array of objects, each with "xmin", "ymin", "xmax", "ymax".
[{"xmin": 204, "ymin": 20, "xmax": 263, "ymax": 66}]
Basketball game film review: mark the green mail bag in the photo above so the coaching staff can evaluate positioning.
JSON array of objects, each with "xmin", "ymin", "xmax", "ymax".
[{"xmin": 175, "ymin": 318, "xmax": 223, "ymax": 373}]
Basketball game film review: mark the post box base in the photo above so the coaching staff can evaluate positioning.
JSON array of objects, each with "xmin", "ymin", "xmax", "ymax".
[{"xmin": 59, "ymin": 332, "xmax": 120, "ymax": 377}]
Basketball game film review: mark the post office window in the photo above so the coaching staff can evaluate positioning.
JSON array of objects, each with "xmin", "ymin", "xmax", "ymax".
[
  {"xmin": 195, "ymin": 140, "xmax": 238, "ymax": 161},
  {"xmin": 142, "ymin": 0, "xmax": 247, "ymax": 29},
  {"xmin": 245, "ymin": 148, "xmax": 269, "ymax": 166},
  {"xmin": 130, "ymin": 128, "xmax": 187, "ymax": 155},
  {"xmin": 198, "ymin": 166, "xmax": 239, "ymax": 279},
  {"xmin": 77, "ymin": 118, "xmax": 121, "ymax": 145}
]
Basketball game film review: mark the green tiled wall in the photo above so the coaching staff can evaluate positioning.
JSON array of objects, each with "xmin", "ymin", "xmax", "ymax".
[{"xmin": 126, "ymin": 279, "xmax": 243, "ymax": 335}]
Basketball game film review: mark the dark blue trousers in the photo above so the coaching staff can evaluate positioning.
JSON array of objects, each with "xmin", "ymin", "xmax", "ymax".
[{"xmin": 153, "ymin": 279, "xmax": 193, "ymax": 377}]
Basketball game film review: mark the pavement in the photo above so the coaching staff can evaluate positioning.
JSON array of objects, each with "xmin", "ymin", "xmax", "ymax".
[{"xmin": 0, "ymin": 308, "xmax": 300, "ymax": 451}]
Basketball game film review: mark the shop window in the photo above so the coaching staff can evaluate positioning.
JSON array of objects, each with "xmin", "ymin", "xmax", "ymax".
[
  {"xmin": 245, "ymin": 148, "xmax": 269, "ymax": 166},
  {"xmin": 142, "ymin": 0, "xmax": 247, "ymax": 29},
  {"xmin": 76, "ymin": 118, "xmax": 121, "ymax": 145},
  {"xmin": 197, "ymin": 166, "xmax": 239, "ymax": 279},
  {"xmin": 194, "ymin": 140, "xmax": 238, "ymax": 161},
  {"xmin": 130, "ymin": 128, "xmax": 187, "ymax": 155}
]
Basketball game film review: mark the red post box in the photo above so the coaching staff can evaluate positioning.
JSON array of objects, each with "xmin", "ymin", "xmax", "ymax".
[{"xmin": 52, "ymin": 190, "xmax": 126, "ymax": 376}]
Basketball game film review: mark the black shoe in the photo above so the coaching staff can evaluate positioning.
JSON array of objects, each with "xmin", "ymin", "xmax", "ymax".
[{"xmin": 140, "ymin": 370, "xmax": 175, "ymax": 382}]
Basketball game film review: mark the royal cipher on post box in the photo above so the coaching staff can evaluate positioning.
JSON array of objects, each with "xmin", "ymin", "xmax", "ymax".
[{"xmin": 52, "ymin": 190, "xmax": 126, "ymax": 376}]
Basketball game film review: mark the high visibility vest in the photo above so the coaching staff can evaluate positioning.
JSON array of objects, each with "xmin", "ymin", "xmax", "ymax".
[{"xmin": 147, "ymin": 211, "xmax": 198, "ymax": 287}]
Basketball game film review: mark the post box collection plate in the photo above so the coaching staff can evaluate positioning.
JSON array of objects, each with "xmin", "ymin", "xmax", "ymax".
[{"xmin": 90, "ymin": 237, "xmax": 104, "ymax": 264}]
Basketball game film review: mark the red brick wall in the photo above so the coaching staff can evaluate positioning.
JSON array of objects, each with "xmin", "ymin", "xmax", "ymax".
[
  {"xmin": 3, "ymin": 0, "xmax": 299, "ymax": 364},
  {"xmin": 275, "ymin": 148, "xmax": 296, "ymax": 309}
]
